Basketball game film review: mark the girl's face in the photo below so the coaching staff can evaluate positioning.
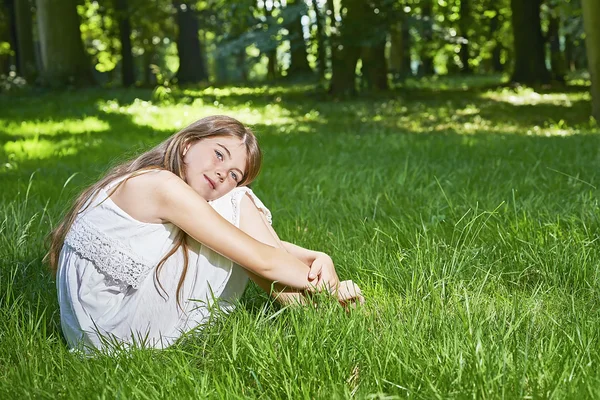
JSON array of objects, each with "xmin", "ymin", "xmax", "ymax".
[{"xmin": 183, "ymin": 136, "xmax": 247, "ymax": 201}]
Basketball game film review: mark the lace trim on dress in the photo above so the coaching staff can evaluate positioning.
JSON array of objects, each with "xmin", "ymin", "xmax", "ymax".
[
  {"xmin": 64, "ymin": 218, "xmax": 154, "ymax": 289},
  {"xmin": 231, "ymin": 188, "xmax": 272, "ymax": 225}
]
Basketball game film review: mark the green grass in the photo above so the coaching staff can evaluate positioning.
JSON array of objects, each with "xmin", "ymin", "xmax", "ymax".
[{"xmin": 1, "ymin": 77, "xmax": 600, "ymax": 398}]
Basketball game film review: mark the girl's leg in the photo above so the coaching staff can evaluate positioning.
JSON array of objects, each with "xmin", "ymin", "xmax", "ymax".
[{"xmin": 238, "ymin": 194, "xmax": 306, "ymax": 305}]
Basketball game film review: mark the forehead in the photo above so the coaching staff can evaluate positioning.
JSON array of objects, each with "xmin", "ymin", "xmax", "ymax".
[{"xmin": 200, "ymin": 136, "xmax": 244, "ymax": 149}]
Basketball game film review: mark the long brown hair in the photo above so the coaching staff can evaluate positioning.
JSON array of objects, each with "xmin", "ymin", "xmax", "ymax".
[{"xmin": 47, "ymin": 115, "xmax": 262, "ymax": 306}]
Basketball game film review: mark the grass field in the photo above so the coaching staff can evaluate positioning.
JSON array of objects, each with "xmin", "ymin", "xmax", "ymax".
[{"xmin": 1, "ymin": 77, "xmax": 600, "ymax": 398}]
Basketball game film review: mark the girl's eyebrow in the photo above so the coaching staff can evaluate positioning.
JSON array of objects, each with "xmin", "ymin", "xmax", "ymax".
[
  {"xmin": 216, "ymin": 143, "xmax": 231, "ymax": 158},
  {"xmin": 217, "ymin": 143, "xmax": 245, "ymax": 178}
]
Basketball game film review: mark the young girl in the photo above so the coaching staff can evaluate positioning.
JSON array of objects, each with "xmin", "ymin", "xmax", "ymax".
[{"xmin": 48, "ymin": 115, "xmax": 363, "ymax": 351}]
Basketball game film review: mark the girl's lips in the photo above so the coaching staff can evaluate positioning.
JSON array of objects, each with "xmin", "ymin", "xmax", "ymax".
[{"xmin": 204, "ymin": 174, "xmax": 215, "ymax": 189}]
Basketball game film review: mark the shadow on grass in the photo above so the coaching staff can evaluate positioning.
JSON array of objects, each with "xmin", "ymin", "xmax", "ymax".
[{"xmin": 1, "ymin": 84, "xmax": 600, "ymax": 328}]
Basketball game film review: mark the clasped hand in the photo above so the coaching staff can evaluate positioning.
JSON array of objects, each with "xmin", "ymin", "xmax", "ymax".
[{"xmin": 307, "ymin": 252, "xmax": 364, "ymax": 307}]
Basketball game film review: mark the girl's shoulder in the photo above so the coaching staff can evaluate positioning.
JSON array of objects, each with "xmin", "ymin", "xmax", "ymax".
[
  {"xmin": 105, "ymin": 168, "xmax": 176, "ymax": 191},
  {"xmin": 105, "ymin": 169, "xmax": 184, "ymax": 225}
]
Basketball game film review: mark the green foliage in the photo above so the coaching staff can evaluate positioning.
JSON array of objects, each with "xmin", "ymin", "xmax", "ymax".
[
  {"xmin": 78, "ymin": 0, "xmax": 176, "ymax": 83},
  {"xmin": 1, "ymin": 79, "xmax": 600, "ymax": 397}
]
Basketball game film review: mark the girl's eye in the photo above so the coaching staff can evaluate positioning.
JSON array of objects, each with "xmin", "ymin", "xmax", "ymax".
[
  {"xmin": 215, "ymin": 150, "xmax": 223, "ymax": 161},
  {"xmin": 230, "ymin": 171, "xmax": 239, "ymax": 182}
]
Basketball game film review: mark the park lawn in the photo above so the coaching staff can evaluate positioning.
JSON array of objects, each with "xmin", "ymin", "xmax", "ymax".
[{"xmin": 1, "ymin": 78, "xmax": 600, "ymax": 398}]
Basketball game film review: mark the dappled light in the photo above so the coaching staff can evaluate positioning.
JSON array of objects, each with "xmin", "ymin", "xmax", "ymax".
[
  {"xmin": 2, "ymin": 0, "xmax": 600, "ymax": 396},
  {"xmin": 2, "ymin": 84, "xmax": 600, "ymax": 400}
]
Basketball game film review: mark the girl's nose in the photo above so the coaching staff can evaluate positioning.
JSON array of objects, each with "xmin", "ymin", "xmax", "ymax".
[{"xmin": 216, "ymin": 171, "xmax": 224, "ymax": 182}]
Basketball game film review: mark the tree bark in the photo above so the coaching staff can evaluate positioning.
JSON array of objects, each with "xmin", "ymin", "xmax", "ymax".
[
  {"xmin": 311, "ymin": 0, "xmax": 326, "ymax": 80},
  {"xmin": 329, "ymin": 0, "xmax": 363, "ymax": 95},
  {"xmin": 5, "ymin": 0, "xmax": 19, "ymax": 71},
  {"xmin": 488, "ymin": 0, "xmax": 503, "ymax": 72},
  {"xmin": 264, "ymin": 4, "xmax": 278, "ymax": 80},
  {"xmin": 509, "ymin": 0, "xmax": 550, "ymax": 84},
  {"xmin": 389, "ymin": 9, "xmax": 413, "ymax": 82},
  {"xmin": 173, "ymin": 0, "xmax": 208, "ymax": 84},
  {"xmin": 36, "ymin": 0, "xmax": 94, "ymax": 86},
  {"xmin": 548, "ymin": 11, "xmax": 565, "ymax": 82},
  {"xmin": 582, "ymin": 0, "xmax": 600, "ymax": 121},
  {"xmin": 14, "ymin": 0, "xmax": 36, "ymax": 80},
  {"xmin": 285, "ymin": 0, "xmax": 312, "ymax": 78},
  {"xmin": 401, "ymin": 13, "xmax": 412, "ymax": 78},
  {"xmin": 565, "ymin": 34, "xmax": 575, "ymax": 72},
  {"xmin": 420, "ymin": 0, "xmax": 435, "ymax": 76},
  {"xmin": 458, "ymin": 0, "xmax": 471, "ymax": 73},
  {"xmin": 361, "ymin": 41, "xmax": 388, "ymax": 91},
  {"xmin": 114, "ymin": 0, "xmax": 135, "ymax": 86}
]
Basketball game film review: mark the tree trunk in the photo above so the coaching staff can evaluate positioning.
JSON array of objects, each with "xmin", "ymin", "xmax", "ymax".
[
  {"xmin": 329, "ymin": 0, "xmax": 362, "ymax": 95},
  {"xmin": 311, "ymin": 0, "xmax": 326, "ymax": 80},
  {"xmin": 264, "ymin": 4, "xmax": 278, "ymax": 80},
  {"xmin": 14, "ymin": 0, "xmax": 36, "ymax": 80},
  {"xmin": 458, "ymin": 0, "xmax": 471, "ymax": 73},
  {"xmin": 361, "ymin": 40, "xmax": 388, "ymax": 91},
  {"xmin": 286, "ymin": 0, "xmax": 312, "ymax": 78},
  {"xmin": 565, "ymin": 34, "xmax": 575, "ymax": 72},
  {"xmin": 114, "ymin": 0, "xmax": 135, "ymax": 86},
  {"xmin": 236, "ymin": 51, "xmax": 247, "ymax": 82},
  {"xmin": 419, "ymin": 0, "xmax": 435, "ymax": 76},
  {"xmin": 548, "ymin": 12, "xmax": 565, "ymax": 82},
  {"xmin": 36, "ymin": 0, "xmax": 93, "ymax": 86},
  {"xmin": 510, "ymin": 0, "xmax": 550, "ymax": 84},
  {"xmin": 401, "ymin": 12, "xmax": 412, "ymax": 78},
  {"xmin": 488, "ymin": 1, "xmax": 503, "ymax": 72},
  {"xmin": 0, "ymin": 1, "xmax": 12, "ymax": 75},
  {"xmin": 389, "ymin": 12, "xmax": 413, "ymax": 81},
  {"xmin": 173, "ymin": 0, "xmax": 208, "ymax": 84},
  {"xmin": 582, "ymin": 0, "xmax": 600, "ymax": 121},
  {"xmin": 5, "ymin": 0, "xmax": 19, "ymax": 71}
]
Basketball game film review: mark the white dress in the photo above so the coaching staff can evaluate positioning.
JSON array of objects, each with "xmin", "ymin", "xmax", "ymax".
[{"xmin": 56, "ymin": 173, "xmax": 271, "ymax": 351}]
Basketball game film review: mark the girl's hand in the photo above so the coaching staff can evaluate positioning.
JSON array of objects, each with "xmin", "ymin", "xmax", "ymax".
[
  {"xmin": 336, "ymin": 280, "xmax": 365, "ymax": 308},
  {"xmin": 308, "ymin": 252, "xmax": 340, "ymax": 291}
]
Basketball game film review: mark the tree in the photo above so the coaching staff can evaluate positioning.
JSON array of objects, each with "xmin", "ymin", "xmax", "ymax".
[
  {"xmin": 2, "ymin": 0, "xmax": 17, "ymax": 75},
  {"xmin": 389, "ymin": 17, "xmax": 412, "ymax": 82},
  {"xmin": 582, "ymin": 0, "xmax": 600, "ymax": 121},
  {"xmin": 329, "ymin": 0, "xmax": 363, "ymax": 95},
  {"xmin": 487, "ymin": 0, "xmax": 504, "ymax": 72},
  {"xmin": 36, "ymin": 0, "xmax": 94, "ymax": 86},
  {"xmin": 114, "ymin": 0, "xmax": 135, "ymax": 86},
  {"xmin": 458, "ymin": 0, "xmax": 472, "ymax": 73},
  {"xmin": 547, "ymin": 6, "xmax": 565, "ymax": 82},
  {"xmin": 284, "ymin": 0, "xmax": 312, "ymax": 78},
  {"xmin": 14, "ymin": 0, "xmax": 36, "ymax": 80},
  {"xmin": 310, "ymin": 0, "xmax": 326, "ymax": 81},
  {"xmin": 262, "ymin": 2, "xmax": 279, "ymax": 80},
  {"xmin": 419, "ymin": 0, "xmax": 435, "ymax": 76},
  {"xmin": 509, "ymin": 0, "xmax": 550, "ymax": 84},
  {"xmin": 173, "ymin": 0, "xmax": 207, "ymax": 84},
  {"xmin": 359, "ymin": 0, "xmax": 392, "ymax": 91}
]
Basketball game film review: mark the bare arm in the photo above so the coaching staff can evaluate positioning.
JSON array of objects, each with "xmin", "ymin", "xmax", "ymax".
[
  {"xmin": 152, "ymin": 171, "xmax": 317, "ymax": 290},
  {"xmin": 281, "ymin": 241, "xmax": 323, "ymax": 266}
]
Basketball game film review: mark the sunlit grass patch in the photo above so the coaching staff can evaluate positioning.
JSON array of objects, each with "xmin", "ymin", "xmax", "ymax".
[
  {"xmin": 1, "ymin": 82, "xmax": 600, "ymax": 398},
  {"xmin": 0, "ymin": 117, "xmax": 109, "ymax": 137},
  {"xmin": 481, "ymin": 86, "xmax": 590, "ymax": 107},
  {"xmin": 96, "ymin": 96, "xmax": 295, "ymax": 131}
]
